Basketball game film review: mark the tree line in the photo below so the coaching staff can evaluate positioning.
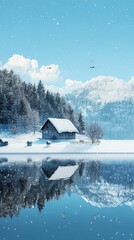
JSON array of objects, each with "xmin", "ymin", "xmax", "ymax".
[{"xmin": 0, "ymin": 69, "xmax": 85, "ymax": 134}]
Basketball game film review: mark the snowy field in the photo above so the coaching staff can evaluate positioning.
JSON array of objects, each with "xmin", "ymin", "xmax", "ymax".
[{"xmin": 1, "ymin": 132, "xmax": 134, "ymax": 155}]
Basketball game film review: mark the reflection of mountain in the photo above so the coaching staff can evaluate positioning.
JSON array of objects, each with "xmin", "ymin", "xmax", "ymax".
[
  {"xmin": 1, "ymin": 159, "xmax": 134, "ymax": 218},
  {"xmin": 74, "ymin": 161, "xmax": 134, "ymax": 208}
]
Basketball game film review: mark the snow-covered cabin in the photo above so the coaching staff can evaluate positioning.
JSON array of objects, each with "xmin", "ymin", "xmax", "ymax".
[{"xmin": 41, "ymin": 118, "xmax": 78, "ymax": 140}]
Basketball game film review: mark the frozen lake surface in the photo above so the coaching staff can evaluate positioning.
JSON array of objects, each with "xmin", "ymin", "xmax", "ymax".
[{"xmin": 0, "ymin": 156, "xmax": 134, "ymax": 240}]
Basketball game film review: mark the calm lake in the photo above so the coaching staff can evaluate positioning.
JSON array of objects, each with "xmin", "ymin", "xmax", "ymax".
[{"xmin": 0, "ymin": 156, "xmax": 134, "ymax": 240}]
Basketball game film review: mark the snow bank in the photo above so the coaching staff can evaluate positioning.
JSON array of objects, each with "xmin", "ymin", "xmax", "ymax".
[{"xmin": 1, "ymin": 132, "xmax": 134, "ymax": 155}]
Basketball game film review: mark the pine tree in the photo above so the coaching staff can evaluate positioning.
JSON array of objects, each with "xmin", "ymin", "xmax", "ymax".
[
  {"xmin": 78, "ymin": 112, "xmax": 85, "ymax": 134},
  {"xmin": 37, "ymin": 80, "xmax": 46, "ymax": 120},
  {"xmin": 31, "ymin": 110, "xmax": 40, "ymax": 134},
  {"xmin": 0, "ymin": 94, "xmax": 8, "ymax": 124}
]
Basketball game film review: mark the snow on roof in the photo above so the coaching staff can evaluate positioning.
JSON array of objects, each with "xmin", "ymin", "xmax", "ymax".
[
  {"xmin": 49, "ymin": 165, "xmax": 79, "ymax": 180},
  {"xmin": 42, "ymin": 118, "xmax": 79, "ymax": 133}
]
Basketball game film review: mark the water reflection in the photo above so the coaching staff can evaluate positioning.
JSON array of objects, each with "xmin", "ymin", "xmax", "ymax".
[
  {"xmin": 0, "ymin": 158, "xmax": 134, "ymax": 218},
  {"xmin": 75, "ymin": 161, "xmax": 134, "ymax": 208}
]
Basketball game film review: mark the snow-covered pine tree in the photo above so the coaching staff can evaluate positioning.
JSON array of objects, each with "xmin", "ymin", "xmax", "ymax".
[
  {"xmin": 0, "ymin": 69, "xmax": 78, "ymax": 133},
  {"xmin": 78, "ymin": 112, "xmax": 85, "ymax": 134}
]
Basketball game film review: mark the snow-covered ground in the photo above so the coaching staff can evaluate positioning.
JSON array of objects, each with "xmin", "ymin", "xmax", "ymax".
[{"xmin": 1, "ymin": 132, "xmax": 134, "ymax": 155}]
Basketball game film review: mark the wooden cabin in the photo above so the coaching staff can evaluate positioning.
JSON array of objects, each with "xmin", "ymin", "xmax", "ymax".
[{"xmin": 41, "ymin": 118, "xmax": 78, "ymax": 140}]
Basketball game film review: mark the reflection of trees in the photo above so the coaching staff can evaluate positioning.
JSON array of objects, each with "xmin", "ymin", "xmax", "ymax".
[
  {"xmin": 89, "ymin": 161, "xmax": 101, "ymax": 182},
  {"xmin": 0, "ymin": 161, "xmax": 80, "ymax": 218}
]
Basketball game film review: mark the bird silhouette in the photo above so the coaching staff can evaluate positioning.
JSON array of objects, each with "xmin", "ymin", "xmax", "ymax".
[{"xmin": 90, "ymin": 66, "xmax": 95, "ymax": 69}]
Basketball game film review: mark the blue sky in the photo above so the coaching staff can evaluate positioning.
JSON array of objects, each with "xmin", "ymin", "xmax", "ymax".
[{"xmin": 0, "ymin": 0, "xmax": 134, "ymax": 91}]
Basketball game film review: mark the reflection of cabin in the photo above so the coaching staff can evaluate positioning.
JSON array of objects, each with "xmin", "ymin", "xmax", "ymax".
[
  {"xmin": 41, "ymin": 118, "xmax": 78, "ymax": 140},
  {"xmin": 49, "ymin": 165, "xmax": 79, "ymax": 180}
]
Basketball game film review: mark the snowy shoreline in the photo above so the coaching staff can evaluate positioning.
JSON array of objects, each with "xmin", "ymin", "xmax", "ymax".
[{"xmin": 1, "ymin": 133, "xmax": 134, "ymax": 156}]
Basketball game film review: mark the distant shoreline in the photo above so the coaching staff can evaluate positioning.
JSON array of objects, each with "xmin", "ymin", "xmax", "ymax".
[{"xmin": 1, "ymin": 152, "xmax": 134, "ymax": 155}]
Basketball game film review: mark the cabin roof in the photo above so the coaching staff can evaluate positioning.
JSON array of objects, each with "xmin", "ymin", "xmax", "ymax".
[{"xmin": 41, "ymin": 118, "xmax": 79, "ymax": 133}]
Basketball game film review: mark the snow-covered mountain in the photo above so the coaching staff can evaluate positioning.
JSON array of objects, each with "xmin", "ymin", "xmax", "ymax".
[
  {"xmin": 77, "ymin": 76, "xmax": 134, "ymax": 103},
  {"xmin": 66, "ymin": 76, "xmax": 134, "ymax": 111},
  {"xmin": 128, "ymin": 76, "xmax": 134, "ymax": 88},
  {"xmin": 65, "ymin": 76, "xmax": 134, "ymax": 139}
]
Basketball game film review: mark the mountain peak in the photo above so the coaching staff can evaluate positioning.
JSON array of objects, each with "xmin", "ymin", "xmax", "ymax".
[
  {"xmin": 65, "ymin": 76, "xmax": 134, "ymax": 139},
  {"xmin": 74, "ymin": 76, "xmax": 134, "ymax": 104}
]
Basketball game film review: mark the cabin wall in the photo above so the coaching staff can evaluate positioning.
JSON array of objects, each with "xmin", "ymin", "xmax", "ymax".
[
  {"xmin": 59, "ymin": 132, "xmax": 76, "ymax": 139},
  {"xmin": 42, "ymin": 121, "xmax": 58, "ymax": 139},
  {"xmin": 42, "ymin": 121, "xmax": 76, "ymax": 139}
]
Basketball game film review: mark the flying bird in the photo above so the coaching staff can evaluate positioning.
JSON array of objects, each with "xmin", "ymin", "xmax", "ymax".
[
  {"xmin": 47, "ymin": 66, "xmax": 52, "ymax": 69},
  {"xmin": 90, "ymin": 66, "xmax": 95, "ymax": 69}
]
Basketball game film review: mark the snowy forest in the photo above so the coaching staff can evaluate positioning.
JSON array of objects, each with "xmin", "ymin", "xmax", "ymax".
[{"xmin": 0, "ymin": 69, "xmax": 84, "ymax": 134}]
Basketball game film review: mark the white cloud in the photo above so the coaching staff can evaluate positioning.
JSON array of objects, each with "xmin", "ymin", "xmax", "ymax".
[
  {"xmin": 63, "ymin": 79, "xmax": 85, "ymax": 93},
  {"xmin": 1, "ymin": 54, "xmax": 86, "ymax": 95},
  {"xmin": 47, "ymin": 79, "xmax": 85, "ymax": 95},
  {"xmin": 1, "ymin": 54, "xmax": 61, "ymax": 84}
]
